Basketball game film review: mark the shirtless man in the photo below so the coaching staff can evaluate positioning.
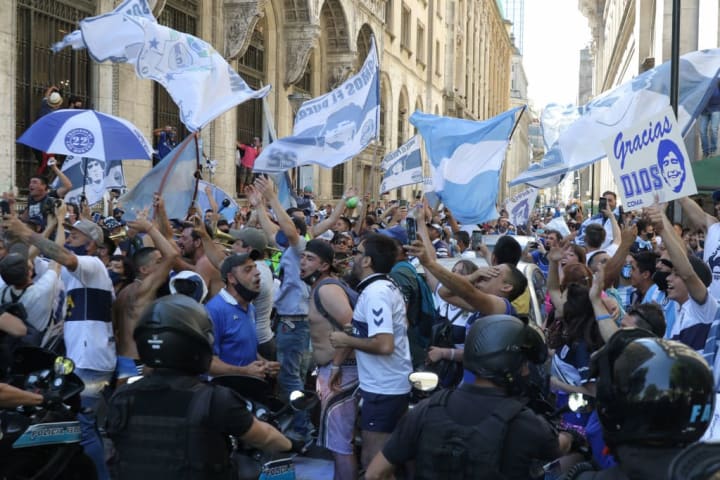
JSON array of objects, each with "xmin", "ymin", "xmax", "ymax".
[
  {"xmin": 112, "ymin": 211, "xmax": 179, "ymax": 381},
  {"xmin": 176, "ymin": 222, "xmax": 224, "ymax": 297},
  {"xmin": 300, "ymin": 239, "xmax": 359, "ymax": 480}
]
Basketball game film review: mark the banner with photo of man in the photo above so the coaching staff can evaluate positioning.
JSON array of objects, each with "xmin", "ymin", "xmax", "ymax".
[
  {"xmin": 55, "ymin": 156, "xmax": 125, "ymax": 206},
  {"xmin": 503, "ymin": 187, "xmax": 538, "ymax": 227},
  {"xmin": 602, "ymin": 106, "xmax": 698, "ymax": 211},
  {"xmin": 380, "ymin": 135, "xmax": 423, "ymax": 193},
  {"xmin": 254, "ymin": 38, "xmax": 380, "ymax": 172}
]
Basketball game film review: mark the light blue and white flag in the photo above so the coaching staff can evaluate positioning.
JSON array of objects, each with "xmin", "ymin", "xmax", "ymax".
[
  {"xmin": 55, "ymin": 12, "xmax": 270, "ymax": 132},
  {"xmin": 120, "ymin": 135, "xmax": 199, "ymax": 220},
  {"xmin": 503, "ymin": 187, "xmax": 538, "ymax": 227},
  {"xmin": 254, "ymin": 38, "xmax": 380, "ymax": 172},
  {"xmin": 51, "ymin": 0, "xmax": 155, "ymax": 53},
  {"xmin": 410, "ymin": 107, "xmax": 522, "ymax": 225},
  {"xmin": 380, "ymin": 135, "xmax": 423, "ymax": 193},
  {"xmin": 511, "ymin": 49, "xmax": 720, "ymax": 188},
  {"xmin": 52, "ymin": 156, "xmax": 125, "ymax": 207},
  {"xmin": 196, "ymin": 180, "xmax": 239, "ymax": 222}
]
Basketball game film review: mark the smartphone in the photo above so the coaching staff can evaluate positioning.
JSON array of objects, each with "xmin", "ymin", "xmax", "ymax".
[
  {"xmin": 0, "ymin": 200, "xmax": 9, "ymax": 215},
  {"xmin": 399, "ymin": 199, "xmax": 408, "ymax": 207},
  {"xmin": 405, "ymin": 217, "xmax": 417, "ymax": 243},
  {"xmin": 598, "ymin": 197, "xmax": 608, "ymax": 212},
  {"xmin": 471, "ymin": 231, "xmax": 483, "ymax": 250}
]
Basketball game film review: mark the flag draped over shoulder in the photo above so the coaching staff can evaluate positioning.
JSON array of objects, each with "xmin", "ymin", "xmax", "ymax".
[
  {"xmin": 120, "ymin": 135, "xmax": 199, "ymax": 220},
  {"xmin": 254, "ymin": 38, "xmax": 380, "ymax": 172},
  {"xmin": 380, "ymin": 135, "xmax": 423, "ymax": 193},
  {"xmin": 52, "ymin": 156, "xmax": 125, "ymax": 207},
  {"xmin": 511, "ymin": 49, "xmax": 720, "ymax": 188},
  {"xmin": 54, "ymin": 8, "xmax": 270, "ymax": 132},
  {"xmin": 410, "ymin": 107, "xmax": 522, "ymax": 225}
]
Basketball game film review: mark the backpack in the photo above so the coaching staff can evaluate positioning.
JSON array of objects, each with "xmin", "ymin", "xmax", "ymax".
[
  {"xmin": 414, "ymin": 389, "xmax": 526, "ymax": 479},
  {"xmin": 1, "ymin": 286, "xmax": 42, "ymax": 347},
  {"xmin": 313, "ymin": 278, "xmax": 358, "ymax": 330},
  {"xmin": 392, "ymin": 261, "xmax": 439, "ymax": 337}
]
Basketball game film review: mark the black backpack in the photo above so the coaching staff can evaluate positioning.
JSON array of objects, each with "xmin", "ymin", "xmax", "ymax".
[{"xmin": 1, "ymin": 286, "xmax": 42, "ymax": 347}]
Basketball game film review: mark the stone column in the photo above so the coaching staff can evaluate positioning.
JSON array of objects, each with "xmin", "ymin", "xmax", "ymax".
[{"xmin": 0, "ymin": 0, "xmax": 16, "ymax": 188}]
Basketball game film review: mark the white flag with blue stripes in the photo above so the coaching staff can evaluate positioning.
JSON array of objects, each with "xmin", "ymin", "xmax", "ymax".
[
  {"xmin": 511, "ymin": 49, "xmax": 720, "ymax": 188},
  {"xmin": 254, "ymin": 38, "xmax": 380, "ymax": 172},
  {"xmin": 380, "ymin": 135, "xmax": 423, "ymax": 193},
  {"xmin": 410, "ymin": 107, "xmax": 522, "ymax": 225}
]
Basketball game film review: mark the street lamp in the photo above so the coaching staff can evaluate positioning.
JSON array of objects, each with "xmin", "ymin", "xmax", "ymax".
[{"xmin": 287, "ymin": 92, "xmax": 312, "ymax": 191}]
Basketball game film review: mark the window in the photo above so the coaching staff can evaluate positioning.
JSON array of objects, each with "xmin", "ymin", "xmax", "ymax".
[
  {"xmin": 154, "ymin": 0, "xmax": 199, "ymax": 142},
  {"xmin": 416, "ymin": 22, "xmax": 425, "ymax": 64},
  {"xmin": 332, "ymin": 164, "xmax": 345, "ymax": 197},
  {"xmin": 401, "ymin": 5, "xmax": 411, "ymax": 50},
  {"xmin": 237, "ymin": 25, "xmax": 266, "ymax": 145},
  {"xmin": 15, "ymin": 0, "xmax": 95, "ymax": 192},
  {"xmin": 435, "ymin": 40, "xmax": 441, "ymax": 75},
  {"xmin": 385, "ymin": 0, "xmax": 393, "ymax": 33}
]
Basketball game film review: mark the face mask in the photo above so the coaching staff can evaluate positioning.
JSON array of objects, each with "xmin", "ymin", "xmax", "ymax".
[
  {"xmin": 302, "ymin": 270, "xmax": 322, "ymax": 287},
  {"xmin": 65, "ymin": 243, "xmax": 88, "ymax": 256},
  {"xmin": 621, "ymin": 264, "xmax": 632, "ymax": 279},
  {"xmin": 652, "ymin": 271, "xmax": 671, "ymax": 292},
  {"xmin": 233, "ymin": 276, "xmax": 259, "ymax": 302},
  {"xmin": 107, "ymin": 270, "xmax": 123, "ymax": 286}
]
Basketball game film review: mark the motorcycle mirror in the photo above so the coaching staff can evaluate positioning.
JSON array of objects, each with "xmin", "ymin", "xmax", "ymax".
[
  {"xmin": 54, "ymin": 357, "xmax": 75, "ymax": 376},
  {"xmin": 568, "ymin": 393, "xmax": 591, "ymax": 413},
  {"xmin": 408, "ymin": 371, "xmax": 439, "ymax": 392},
  {"xmin": 289, "ymin": 390, "xmax": 317, "ymax": 411}
]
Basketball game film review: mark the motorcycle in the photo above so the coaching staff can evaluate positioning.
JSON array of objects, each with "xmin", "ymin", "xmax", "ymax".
[
  {"xmin": 0, "ymin": 347, "xmax": 96, "ymax": 480},
  {"xmin": 210, "ymin": 375, "xmax": 318, "ymax": 480}
]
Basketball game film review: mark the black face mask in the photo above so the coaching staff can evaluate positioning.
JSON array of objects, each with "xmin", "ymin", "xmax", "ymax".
[
  {"xmin": 302, "ymin": 270, "xmax": 322, "ymax": 287},
  {"xmin": 652, "ymin": 270, "xmax": 671, "ymax": 292},
  {"xmin": 232, "ymin": 277, "xmax": 259, "ymax": 302}
]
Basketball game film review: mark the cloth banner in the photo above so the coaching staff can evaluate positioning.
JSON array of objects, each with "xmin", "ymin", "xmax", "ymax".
[
  {"xmin": 380, "ymin": 135, "xmax": 423, "ymax": 193},
  {"xmin": 53, "ymin": 156, "xmax": 124, "ymax": 207},
  {"xmin": 254, "ymin": 38, "xmax": 380, "ymax": 172},
  {"xmin": 503, "ymin": 187, "xmax": 538, "ymax": 227}
]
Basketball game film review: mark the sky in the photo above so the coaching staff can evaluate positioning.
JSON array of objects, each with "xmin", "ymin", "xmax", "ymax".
[{"xmin": 523, "ymin": 0, "xmax": 592, "ymax": 111}]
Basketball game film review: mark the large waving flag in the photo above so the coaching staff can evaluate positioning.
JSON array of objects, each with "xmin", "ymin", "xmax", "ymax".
[
  {"xmin": 51, "ymin": 0, "xmax": 156, "ymax": 52},
  {"xmin": 254, "ymin": 38, "xmax": 380, "ymax": 172},
  {"xmin": 54, "ymin": 11, "xmax": 269, "ymax": 132},
  {"xmin": 53, "ymin": 156, "xmax": 125, "ymax": 207},
  {"xmin": 511, "ymin": 49, "xmax": 720, "ymax": 188},
  {"xmin": 410, "ymin": 107, "xmax": 523, "ymax": 225},
  {"xmin": 503, "ymin": 187, "xmax": 538, "ymax": 227},
  {"xmin": 119, "ymin": 135, "xmax": 199, "ymax": 220},
  {"xmin": 380, "ymin": 135, "xmax": 423, "ymax": 193}
]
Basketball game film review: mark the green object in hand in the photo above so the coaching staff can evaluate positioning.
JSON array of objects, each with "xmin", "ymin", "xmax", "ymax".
[{"xmin": 345, "ymin": 196, "xmax": 359, "ymax": 208}]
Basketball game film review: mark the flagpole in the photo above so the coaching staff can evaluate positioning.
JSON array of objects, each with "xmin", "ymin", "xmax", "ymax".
[
  {"xmin": 508, "ymin": 105, "xmax": 527, "ymax": 141},
  {"xmin": 190, "ymin": 131, "xmax": 202, "ymax": 214}
]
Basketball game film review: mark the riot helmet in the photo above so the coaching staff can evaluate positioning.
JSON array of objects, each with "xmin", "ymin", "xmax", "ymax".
[
  {"xmin": 134, "ymin": 295, "xmax": 215, "ymax": 374},
  {"xmin": 592, "ymin": 329, "xmax": 714, "ymax": 448},
  {"xmin": 463, "ymin": 315, "xmax": 547, "ymax": 389}
]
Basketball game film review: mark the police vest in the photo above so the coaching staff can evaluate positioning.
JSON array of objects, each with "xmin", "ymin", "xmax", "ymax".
[
  {"xmin": 413, "ymin": 388, "xmax": 526, "ymax": 480},
  {"xmin": 107, "ymin": 375, "xmax": 232, "ymax": 480}
]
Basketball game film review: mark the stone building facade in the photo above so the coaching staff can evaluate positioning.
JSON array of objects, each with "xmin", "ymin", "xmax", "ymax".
[{"xmin": 3, "ymin": 0, "xmax": 513, "ymax": 206}]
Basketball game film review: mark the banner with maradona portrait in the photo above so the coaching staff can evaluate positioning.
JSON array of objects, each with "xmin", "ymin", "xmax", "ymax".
[
  {"xmin": 253, "ymin": 38, "xmax": 380, "ymax": 172},
  {"xmin": 602, "ymin": 106, "xmax": 697, "ymax": 211}
]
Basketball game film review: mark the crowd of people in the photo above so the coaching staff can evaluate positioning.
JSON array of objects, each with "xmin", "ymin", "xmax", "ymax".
[{"xmin": 1, "ymin": 155, "xmax": 720, "ymax": 479}]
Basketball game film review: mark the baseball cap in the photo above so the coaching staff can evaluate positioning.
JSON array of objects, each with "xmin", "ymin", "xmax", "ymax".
[
  {"xmin": 305, "ymin": 239, "xmax": 335, "ymax": 265},
  {"xmin": 377, "ymin": 225, "xmax": 409, "ymax": 244},
  {"xmin": 688, "ymin": 255, "xmax": 712, "ymax": 287},
  {"xmin": 303, "ymin": 185, "xmax": 313, "ymax": 193},
  {"xmin": 220, "ymin": 252, "xmax": 260, "ymax": 282},
  {"xmin": 71, "ymin": 219, "xmax": 104, "ymax": 247},
  {"xmin": 230, "ymin": 227, "xmax": 268, "ymax": 254},
  {"xmin": 0, "ymin": 252, "xmax": 29, "ymax": 286}
]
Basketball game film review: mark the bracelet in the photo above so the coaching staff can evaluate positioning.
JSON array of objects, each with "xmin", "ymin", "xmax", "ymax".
[
  {"xmin": 595, "ymin": 314, "xmax": 612, "ymax": 322},
  {"xmin": 330, "ymin": 365, "xmax": 341, "ymax": 370}
]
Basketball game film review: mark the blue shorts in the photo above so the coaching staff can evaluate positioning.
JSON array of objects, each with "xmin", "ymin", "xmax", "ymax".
[{"xmin": 359, "ymin": 389, "xmax": 409, "ymax": 433}]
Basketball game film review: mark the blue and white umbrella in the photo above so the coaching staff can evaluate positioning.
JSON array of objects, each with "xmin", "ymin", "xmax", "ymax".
[{"xmin": 17, "ymin": 109, "xmax": 153, "ymax": 160}]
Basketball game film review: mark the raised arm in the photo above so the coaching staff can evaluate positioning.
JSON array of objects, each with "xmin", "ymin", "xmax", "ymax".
[
  {"xmin": 254, "ymin": 176, "xmax": 299, "ymax": 246},
  {"xmin": 310, "ymin": 186, "xmax": 356, "ymax": 238},
  {"xmin": 678, "ymin": 196, "xmax": 718, "ymax": 233},
  {"xmin": 246, "ymin": 185, "xmax": 280, "ymax": 245},
  {"xmin": 49, "ymin": 160, "xmax": 73, "ymax": 198},
  {"xmin": 603, "ymin": 224, "xmax": 636, "ymax": 288},
  {"xmin": 3, "ymin": 215, "xmax": 78, "ymax": 271}
]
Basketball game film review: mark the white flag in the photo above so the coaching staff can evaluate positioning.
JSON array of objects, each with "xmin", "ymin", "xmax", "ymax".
[
  {"xmin": 503, "ymin": 187, "xmax": 538, "ymax": 227},
  {"xmin": 380, "ymin": 136, "xmax": 423, "ymax": 193}
]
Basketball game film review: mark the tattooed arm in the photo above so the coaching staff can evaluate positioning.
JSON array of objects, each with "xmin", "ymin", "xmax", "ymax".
[{"xmin": 3, "ymin": 215, "xmax": 78, "ymax": 271}]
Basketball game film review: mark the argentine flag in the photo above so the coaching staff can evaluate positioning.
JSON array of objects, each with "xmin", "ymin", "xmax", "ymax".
[{"xmin": 410, "ymin": 107, "xmax": 523, "ymax": 225}]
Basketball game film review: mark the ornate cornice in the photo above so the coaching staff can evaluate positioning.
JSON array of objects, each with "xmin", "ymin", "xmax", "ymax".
[
  {"xmin": 223, "ymin": 0, "xmax": 267, "ymax": 59},
  {"xmin": 284, "ymin": 22, "xmax": 321, "ymax": 86}
]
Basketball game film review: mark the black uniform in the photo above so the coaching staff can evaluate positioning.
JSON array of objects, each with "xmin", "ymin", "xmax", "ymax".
[
  {"xmin": 567, "ymin": 445, "xmax": 681, "ymax": 480},
  {"xmin": 107, "ymin": 371, "xmax": 255, "ymax": 480},
  {"xmin": 382, "ymin": 383, "xmax": 561, "ymax": 479}
]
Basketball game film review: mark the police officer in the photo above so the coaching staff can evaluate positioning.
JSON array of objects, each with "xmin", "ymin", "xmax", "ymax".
[
  {"xmin": 562, "ymin": 329, "xmax": 715, "ymax": 479},
  {"xmin": 106, "ymin": 295, "xmax": 303, "ymax": 479},
  {"xmin": 366, "ymin": 314, "xmax": 567, "ymax": 480}
]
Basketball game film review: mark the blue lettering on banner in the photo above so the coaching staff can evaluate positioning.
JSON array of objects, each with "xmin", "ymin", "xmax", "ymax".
[
  {"xmin": 613, "ymin": 116, "xmax": 673, "ymax": 169},
  {"xmin": 620, "ymin": 165, "xmax": 663, "ymax": 198}
]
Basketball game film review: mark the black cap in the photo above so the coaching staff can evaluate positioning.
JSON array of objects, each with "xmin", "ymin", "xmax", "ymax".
[
  {"xmin": 0, "ymin": 252, "xmax": 29, "ymax": 286},
  {"xmin": 688, "ymin": 255, "xmax": 712, "ymax": 287},
  {"xmin": 305, "ymin": 239, "xmax": 334, "ymax": 265}
]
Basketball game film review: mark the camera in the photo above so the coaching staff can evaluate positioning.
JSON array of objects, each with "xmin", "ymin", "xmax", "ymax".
[{"xmin": 40, "ymin": 197, "xmax": 62, "ymax": 217}]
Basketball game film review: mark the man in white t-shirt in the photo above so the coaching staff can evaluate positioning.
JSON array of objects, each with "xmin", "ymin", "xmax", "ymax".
[
  {"xmin": 330, "ymin": 233, "xmax": 413, "ymax": 471},
  {"xmin": 4, "ymin": 214, "xmax": 114, "ymax": 480},
  {"xmin": 678, "ymin": 197, "xmax": 720, "ymax": 300},
  {"xmin": 647, "ymin": 205, "xmax": 718, "ymax": 352}
]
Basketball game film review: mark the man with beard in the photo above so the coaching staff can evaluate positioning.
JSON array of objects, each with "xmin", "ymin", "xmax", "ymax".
[
  {"xmin": 4, "ymin": 211, "xmax": 114, "ymax": 479},
  {"xmin": 329, "ymin": 233, "xmax": 413, "ymax": 471},
  {"xmin": 176, "ymin": 223, "xmax": 223, "ymax": 297},
  {"xmin": 300, "ymin": 239, "xmax": 359, "ymax": 480},
  {"xmin": 206, "ymin": 253, "xmax": 279, "ymax": 378}
]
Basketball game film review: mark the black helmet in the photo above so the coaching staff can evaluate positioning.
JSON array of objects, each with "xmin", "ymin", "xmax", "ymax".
[
  {"xmin": 592, "ymin": 329, "xmax": 714, "ymax": 448},
  {"xmin": 463, "ymin": 315, "xmax": 547, "ymax": 388},
  {"xmin": 134, "ymin": 295, "xmax": 215, "ymax": 374}
]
